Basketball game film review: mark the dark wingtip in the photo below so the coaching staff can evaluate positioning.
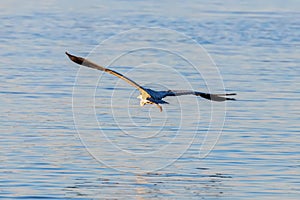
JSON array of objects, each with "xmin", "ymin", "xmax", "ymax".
[
  {"xmin": 225, "ymin": 93, "xmax": 236, "ymax": 101},
  {"xmin": 65, "ymin": 51, "xmax": 73, "ymax": 58},
  {"xmin": 199, "ymin": 93, "xmax": 237, "ymax": 102},
  {"xmin": 65, "ymin": 51, "xmax": 84, "ymax": 65},
  {"xmin": 226, "ymin": 97, "xmax": 236, "ymax": 101}
]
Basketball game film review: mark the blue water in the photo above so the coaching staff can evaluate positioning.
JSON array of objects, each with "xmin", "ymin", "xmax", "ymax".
[{"xmin": 1, "ymin": 0, "xmax": 299, "ymax": 199}]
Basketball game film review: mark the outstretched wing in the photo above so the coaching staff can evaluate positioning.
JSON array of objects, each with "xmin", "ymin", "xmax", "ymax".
[
  {"xmin": 66, "ymin": 52, "xmax": 150, "ymax": 97},
  {"xmin": 163, "ymin": 90, "xmax": 236, "ymax": 101}
]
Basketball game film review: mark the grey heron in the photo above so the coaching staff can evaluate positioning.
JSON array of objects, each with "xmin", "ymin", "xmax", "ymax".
[{"xmin": 66, "ymin": 52, "xmax": 236, "ymax": 112}]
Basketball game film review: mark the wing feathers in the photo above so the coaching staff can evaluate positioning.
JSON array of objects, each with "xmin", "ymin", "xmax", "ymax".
[
  {"xmin": 195, "ymin": 92, "xmax": 236, "ymax": 101},
  {"xmin": 164, "ymin": 90, "xmax": 236, "ymax": 101},
  {"xmin": 66, "ymin": 52, "xmax": 148, "ymax": 95},
  {"xmin": 66, "ymin": 52, "xmax": 236, "ymax": 106}
]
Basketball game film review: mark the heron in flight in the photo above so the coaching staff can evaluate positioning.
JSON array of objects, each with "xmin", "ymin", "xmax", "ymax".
[{"xmin": 66, "ymin": 52, "xmax": 236, "ymax": 112}]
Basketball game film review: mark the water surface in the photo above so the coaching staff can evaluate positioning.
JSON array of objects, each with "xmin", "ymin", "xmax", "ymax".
[{"xmin": 1, "ymin": 0, "xmax": 299, "ymax": 199}]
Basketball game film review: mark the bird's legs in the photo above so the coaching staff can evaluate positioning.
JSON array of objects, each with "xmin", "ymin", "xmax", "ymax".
[{"xmin": 155, "ymin": 103, "xmax": 163, "ymax": 112}]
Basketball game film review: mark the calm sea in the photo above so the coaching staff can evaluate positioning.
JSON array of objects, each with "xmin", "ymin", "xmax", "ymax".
[{"xmin": 1, "ymin": 0, "xmax": 299, "ymax": 199}]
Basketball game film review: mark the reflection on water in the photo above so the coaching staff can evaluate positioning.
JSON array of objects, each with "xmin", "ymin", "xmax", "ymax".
[{"xmin": 1, "ymin": 0, "xmax": 300, "ymax": 199}]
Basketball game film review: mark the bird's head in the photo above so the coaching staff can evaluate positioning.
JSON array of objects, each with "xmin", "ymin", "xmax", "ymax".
[
  {"xmin": 137, "ymin": 95, "xmax": 151, "ymax": 106},
  {"xmin": 137, "ymin": 95, "xmax": 163, "ymax": 111}
]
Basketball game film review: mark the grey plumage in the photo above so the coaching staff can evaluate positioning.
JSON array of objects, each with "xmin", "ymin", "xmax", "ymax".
[{"xmin": 66, "ymin": 52, "xmax": 236, "ymax": 112}]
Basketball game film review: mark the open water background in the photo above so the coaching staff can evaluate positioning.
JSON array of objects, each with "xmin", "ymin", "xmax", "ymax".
[{"xmin": 1, "ymin": 0, "xmax": 299, "ymax": 199}]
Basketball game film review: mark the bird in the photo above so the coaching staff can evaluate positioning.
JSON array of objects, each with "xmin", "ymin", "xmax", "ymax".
[{"xmin": 66, "ymin": 52, "xmax": 236, "ymax": 112}]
